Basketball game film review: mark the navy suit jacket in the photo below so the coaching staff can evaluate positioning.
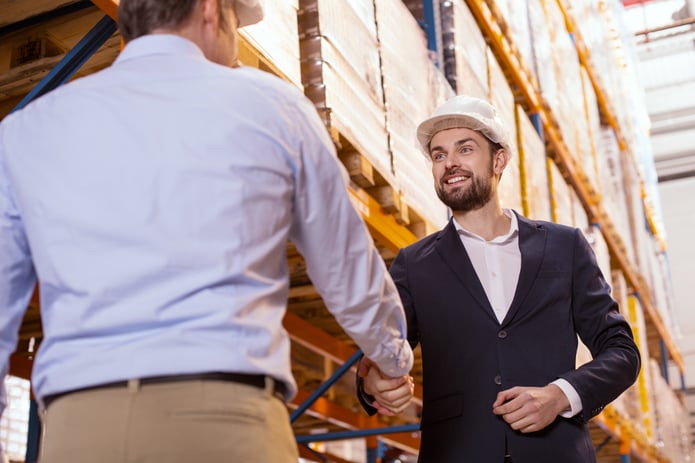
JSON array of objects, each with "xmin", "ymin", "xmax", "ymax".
[{"xmin": 362, "ymin": 213, "xmax": 640, "ymax": 463}]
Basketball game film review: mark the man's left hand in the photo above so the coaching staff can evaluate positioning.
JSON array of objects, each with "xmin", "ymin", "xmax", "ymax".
[{"xmin": 491, "ymin": 384, "xmax": 570, "ymax": 433}]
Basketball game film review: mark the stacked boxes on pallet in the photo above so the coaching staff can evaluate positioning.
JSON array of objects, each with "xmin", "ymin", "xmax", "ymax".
[
  {"xmin": 649, "ymin": 360, "xmax": 691, "ymax": 462},
  {"xmin": 376, "ymin": 0, "xmax": 451, "ymax": 228},
  {"xmin": 597, "ymin": 127, "xmax": 634, "ymax": 260},
  {"xmin": 446, "ymin": 0, "xmax": 488, "ymax": 99},
  {"xmin": 487, "ymin": 49, "xmax": 523, "ymax": 214},
  {"xmin": 516, "ymin": 105, "xmax": 551, "ymax": 222},
  {"xmin": 241, "ymin": 0, "xmax": 301, "ymax": 87},
  {"xmin": 298, "ymin": 0, "xmax": 392, "ymax": 184},
  {"xmin": 548, "ymin": 161, "xmax": 574, "ymax": 226}
]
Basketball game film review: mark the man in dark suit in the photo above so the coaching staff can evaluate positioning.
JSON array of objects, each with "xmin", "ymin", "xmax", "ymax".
[{"xmin": 358, "ymin": 95, "xmax": 641, "ymax": 462}]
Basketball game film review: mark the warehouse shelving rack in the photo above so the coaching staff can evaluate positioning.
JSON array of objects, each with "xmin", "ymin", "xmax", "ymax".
[{"xmin": 4, "ymin": 1, "xmax": 685, "ymax": 462}]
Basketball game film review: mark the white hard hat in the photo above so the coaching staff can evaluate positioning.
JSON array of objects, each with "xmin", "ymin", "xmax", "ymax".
[
  {"xmin": 235, "ymin": 0, "xmax": 264, "ymax": 27},
  {"xmin": 416, "ymin": 95, "xmax": 511, "ymax": 157}
]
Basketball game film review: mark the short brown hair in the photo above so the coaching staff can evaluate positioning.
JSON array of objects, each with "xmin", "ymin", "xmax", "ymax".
[{"xmin": 118, "ymin": 0, "xmax": 235, "ymax": 43}]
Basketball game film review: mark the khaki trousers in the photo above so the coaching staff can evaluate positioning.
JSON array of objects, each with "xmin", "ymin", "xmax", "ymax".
[{"xmin": 39, "ymin": 378, "xmax": 299, "ymax": 463}]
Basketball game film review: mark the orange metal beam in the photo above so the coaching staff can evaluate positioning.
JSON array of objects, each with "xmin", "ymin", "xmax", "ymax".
[
  {"xmin": 348, "ymin": 186, "xmax": 418, "ymax": 254},
  {"xmin": 465, "ymin": 0, "xmax": 541, "ymax": 112},
  {"xmin": 91, "ymin": 0, "xmax": 119, "ymax": 20}
]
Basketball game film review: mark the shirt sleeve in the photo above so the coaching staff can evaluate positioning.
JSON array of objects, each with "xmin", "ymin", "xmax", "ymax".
[
  {"xmin": 0, "ymin": 129, "xmax": 37, "ymax": 380},
  {"xmin": 551, "ymin": 378, "xmax": 583, "ymax": 418},
  {"xmin": 286, "ymin": 96, "xmax": 413, "ymax": 378}
]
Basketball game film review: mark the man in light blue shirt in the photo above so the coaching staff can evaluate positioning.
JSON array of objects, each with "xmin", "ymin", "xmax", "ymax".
[{"xmin": 0, "ymin": 0, "xmax": 413, "ymax": 461}]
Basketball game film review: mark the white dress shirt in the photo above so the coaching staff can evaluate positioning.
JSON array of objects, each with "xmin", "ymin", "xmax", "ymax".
[
  {"xmin": 0, "ymin": 35, "xmax": 412, "ymax": 401},
  {"xmin": 453, "ymin": 209, "xmax": 582, "ymax": 417}
]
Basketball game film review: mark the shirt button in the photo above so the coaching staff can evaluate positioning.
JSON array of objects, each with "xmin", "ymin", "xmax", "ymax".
[
  {"xmin": 494, "ymin": 375, "xmax": 502, "ymax": 385},
  {"xmin": 491, "ymin": 272, "xmax": 497, "ymax": 277},
  {"xmin": 498, "ymin": 330, "xmax": 507, "ymax": 339}
]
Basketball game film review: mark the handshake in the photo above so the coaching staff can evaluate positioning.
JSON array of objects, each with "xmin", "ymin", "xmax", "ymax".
[{"xmin": 358, "ymin": 357, "xmax": 415, "ymax": 416}]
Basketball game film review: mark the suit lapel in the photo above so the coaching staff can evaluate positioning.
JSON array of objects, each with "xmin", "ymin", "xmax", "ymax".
[
  {"xmin": 502, "ymin": 213, "xmax": 547, "ymax": 325},
  {"xmin": 434, "ymin": 220, "xmax": 497, "ymax": 322}
]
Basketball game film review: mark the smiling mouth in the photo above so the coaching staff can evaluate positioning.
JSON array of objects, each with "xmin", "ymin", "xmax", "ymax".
[{"xmin": 446, "ymin": 175, "xmax": 470, "ymax": 185}]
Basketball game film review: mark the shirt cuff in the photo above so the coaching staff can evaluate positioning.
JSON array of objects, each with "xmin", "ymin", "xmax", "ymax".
[{"xmin": 551, "ymin": 378, "xmax": 583, "ymax": 418}]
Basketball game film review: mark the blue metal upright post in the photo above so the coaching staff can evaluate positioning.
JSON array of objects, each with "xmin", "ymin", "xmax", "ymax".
[
  {"xmin": 25, "ymin": 399, "xmax": 40, "ymax": 463},
  {"xmin": 422, "ymin": 0, "xmax": 441, "ymax": 67},
  {"xmin": 660, "ymin": 339, "xmax": 669, "ymax": 384},
  {"xmin": 12, "ymin": 14, "xmax": 117, "ymax": 113},
  {"xmin": 529, "ymin": 113, "xmax": 544, "ymax": 141},
  {"xmin": 290, "ymin": 349, "xmax": 363, "ymax": 423},
  {"xmin": 295, "ymin": 424, "xmax": 421, "ymax": 443}
]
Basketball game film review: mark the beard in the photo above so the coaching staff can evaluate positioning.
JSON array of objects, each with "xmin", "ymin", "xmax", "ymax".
[{"xmin": 435, "ymin": 167, "xmax": 494, "ymax": 212}]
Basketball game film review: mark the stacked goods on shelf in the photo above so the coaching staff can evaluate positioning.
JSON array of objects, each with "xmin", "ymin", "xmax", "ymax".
[
  {"xmin": 623, "ymin": 150, "xmax": 677, "ymax": 332},
  {"xmin": 547, "ymin": 161, "xmax": 573, "ymax": 226},
  {"xmin": 649, "ymin": 360, "xmax": 691, "ymax": 462},
  {"xmin": 241, "ymin": 0, "xmax": 301, "ymax": 87},
  {"xmin": 572, "ymin": 0, "xmax": 665, "ymax": 238},
  {"xmin": 526, "ymin": 0, "xmax": 557, "ymax": 109},
  {"xmin": 538, "ymin": 0, "xmax": 591, "ymax": 173},
  {"xmin": 376, "ymin": 0, "xmax": 451, "ymax": 228},
  {"xmin": 578, "ymin": 68, "xmax": 602, "ymax": 196},
  {"xmin": 489, "ymin": 0, "xmax": 534, "ymax": 73},
  {"xmin": 297, "ymin": 0, "xmax": 392, "ymax": 184},
  {"xmin": 597, "ymin": 127, "xmax": 633, "ymax": 261},
  {"xmin": 588, "ymin": 224, "xmax": 611, "ymax": 289},
  {"xmin": 487, "ymin": 49, "xmax": 523, "ymax": 214},
  {"xmin": 515, "ymin": 105, "xmax": 551, "ymax": 222},
  {"xmin": 621, "ymin": 292, "xmax": 655, "ymax": 441},
  {"xmin": 441, "ymin": 0, "xmax": 488, "ymax": 99},
  {"xmin": 572, "ymin": 188, "xmax": 589, "ymax": 230}
]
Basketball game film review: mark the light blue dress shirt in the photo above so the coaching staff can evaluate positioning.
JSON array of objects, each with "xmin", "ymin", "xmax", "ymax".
[{"xmin": 0, "ymin": 35, "xmax": 412, "ymax": 401}]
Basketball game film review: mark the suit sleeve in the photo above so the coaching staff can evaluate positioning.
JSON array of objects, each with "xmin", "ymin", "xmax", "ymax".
[
  {"xmin": 560, "ymin": 228, "xmax": 640, "ymax": 422},
  {"xmin": 390, "ymin": 250, "xmax": 420, "ymax": 350},
  {"xmin": 356, "ymin": 249, "xmax": 420, "ymax": 415}
]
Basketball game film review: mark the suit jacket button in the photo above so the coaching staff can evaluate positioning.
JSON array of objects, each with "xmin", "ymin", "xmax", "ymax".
[
  {"xmin": 498, "ymin": 330, "xmax": 507, "ymax": 339},
  {"xmin": 494, "ymin": 375, "xmax": 502, "ymax": 385}
]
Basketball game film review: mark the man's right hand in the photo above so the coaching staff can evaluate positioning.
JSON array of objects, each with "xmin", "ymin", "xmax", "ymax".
[{"xmin": 358, "ymin": 357, "xmax": 414, "ymax": 416}]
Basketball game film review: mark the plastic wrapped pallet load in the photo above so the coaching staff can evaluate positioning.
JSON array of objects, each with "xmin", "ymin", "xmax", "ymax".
[
  {"xmin": 298, "ymin": 0, "xmax": 392, "ymax": 184},
  {"xmin": 487, "ymin": 49, "xmax": 522, "ymax": 214},
  {"xmin": 241, "ymin": 0, "xmax": 301, "ymax": 87},
  {"xmin": 548, "ymin": 161, "xmax": 574, "ymax": 226},
  {"xmin": 597, "ymin": 127, "xmax": 633, "ymax": 254},
  {"xmin": 649, "ymin": 359, "xmax": 691, "ymax": 462},
  {"xmin": 376, "ymin": 0, "xmax": 450, "ymax": 228},
  {"xmin": 449, "ymin": 0, "xmax": 488, "ymax": 98},
  {"xmin": 516, "ymin": 105, "xmax": 551, "ymax": 222}
]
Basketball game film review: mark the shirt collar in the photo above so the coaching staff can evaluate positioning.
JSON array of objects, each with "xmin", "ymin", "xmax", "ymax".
[
  {"xmin": 453, "ymin": 209, "xmax": 519, "ymax": 243},
  {"xmin": 115, "ymin": 34, "xmax": 206, "ymax": 64}
]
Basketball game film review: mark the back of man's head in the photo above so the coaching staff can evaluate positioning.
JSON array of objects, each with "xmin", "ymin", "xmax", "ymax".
[
  {"xmin": 118, "ymin": 0, "xmax": 201, "ymax": 43},
  {"xmin": 118, "ymin": 0, "xmax": 263, "ymax": 43}
]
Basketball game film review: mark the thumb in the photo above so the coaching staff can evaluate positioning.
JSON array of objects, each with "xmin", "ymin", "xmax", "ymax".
[{"xmin": 358, "ymin": 357, "xmax": 375, "ymax": 378}]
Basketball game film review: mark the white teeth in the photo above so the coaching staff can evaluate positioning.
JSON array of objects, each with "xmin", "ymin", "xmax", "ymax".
[{"xmin": 447, "ymin": 176, "xmax": 468, "ymax": 184}]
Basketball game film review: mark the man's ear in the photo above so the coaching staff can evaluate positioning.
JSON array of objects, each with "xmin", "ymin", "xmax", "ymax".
[
  {"xmin": 494, "ymin": 149, "xmax": 510, "ymax": 175},
  {"xmin": 200, "ymin": 0, "xmax": 219, "ymax": 29}
]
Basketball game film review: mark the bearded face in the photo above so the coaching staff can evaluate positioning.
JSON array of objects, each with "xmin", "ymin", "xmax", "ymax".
[{"xmin": 435, "ymin": 162, "xmax": 494, "ymax": 212}]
